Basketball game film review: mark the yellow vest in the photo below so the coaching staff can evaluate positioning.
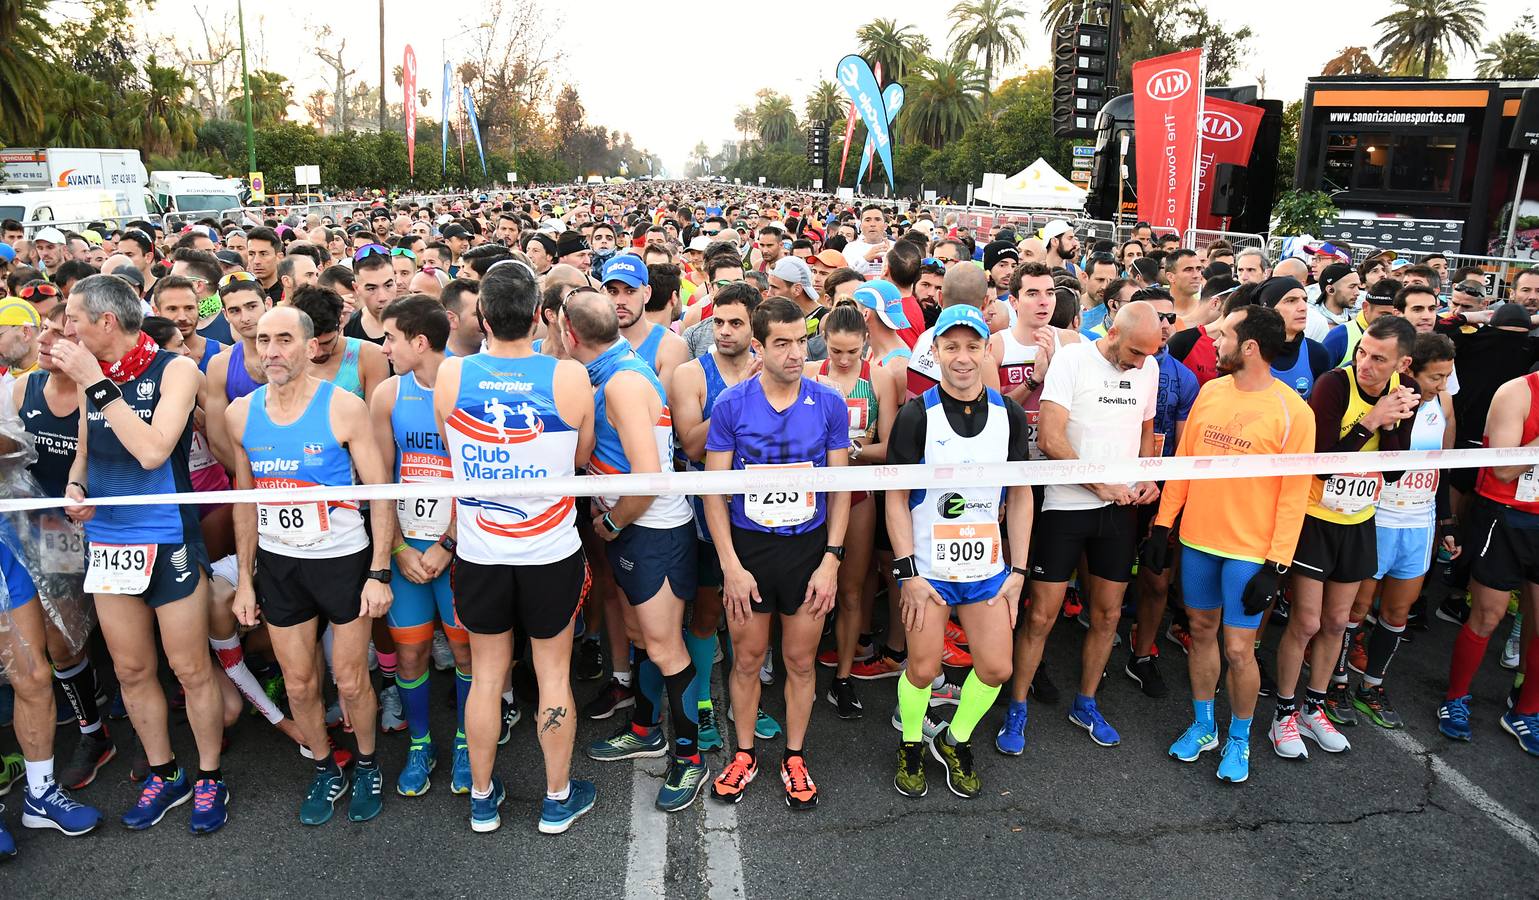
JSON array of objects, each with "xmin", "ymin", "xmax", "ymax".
[{"xmin": 1307, "ymin": 367, "xmax": 1399, "ymax": 525}]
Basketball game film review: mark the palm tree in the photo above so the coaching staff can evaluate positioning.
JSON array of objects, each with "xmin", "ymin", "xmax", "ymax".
[
  {"xmin": 804, "ymin": 79, "xmax": 843, "ymax": 127},
  {"xmin": 43, "ymin": 73, "xmax": 114, "ymax": 147},
  {"xmin": 1475, "ymin": 17, "xmax": 1539, "ymax": 79},
  {"xmin": 127, "ymin": 57, "xmax": 200, "ymax": 157},
  {"xmin": 0, "ymin": 0, "xmax": 54, "ymax": 142},
  {"xmin": 733, "ymin": 106, "xmax": 756, "ymax": 147},
  {"xmin": 1321, "ymin": 47, "xmax": 1386, "ymax": 76},
  {"xmin": 229, "ymin": 70, "xmax": 294, "ymax": 128},
  {"xmin": 855, "ymin": 18, "xmax": 930, "ymax": 82},
  {"xmin": 753, "ymin": 92, "xmax": 797, "ymax": 146},
  {"xmin": 1374, "ymin": 0, "xmax": 1486, "ymax": 78},
  {"xmin": 902, "ymin": 57, "xmax": 987, "ymax": 147},
  {"xmin": 948, "ymin": 0, "xmax": 1027, "ymax": 98}
]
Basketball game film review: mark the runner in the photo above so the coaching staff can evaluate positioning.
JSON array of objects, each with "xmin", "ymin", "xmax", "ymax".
[
  {"xmin": 203, "ymin": 273, "xmax": 272, "ymax": 464},
  {"xmin": 434, "ymin": 261, "xmax": 598, "ymax": 833},
  {"xmin": 1272, "ymin": 315, "xmax": 1418, "ymax": 759},
  {"xmin": 703, "ymin": 296, "xmax": 849, "ymax": 809},
  {"xmin": 1322, "ymin": 280, "xmax": 1398, "ymax": 367},
  {"xmin": 289, "ymin": 285, "xmax": 388, "ymax": 401},
  {"xmin": 604, "ymin": 254, "xmax": 687, "ymax": 389},
  {"xmin": 56, "ymin": 274, "xmax": 228, "ymax": 832},
  {"xmin": 369, "ymin": 296, "xmax": 474, "ymax": 796},
  {"xmin": 1142, "ymin": 304, "xmax": 1316, "ymax": 783},
  {"xmin": 341, "ymin": 246, "xmax": 397, "ymax": 345},
  {"xmin": 153, "ymin": 275, "xmax": 223, "ymax": 373},
  {"xmin": 886, "ymin": 304, "xmax": 1032, "ymax": 798},
  {"xmin": 225, "ymin": 306, "xmax": 393, "ymax": 826},
  {"xmin": 1255, "ymin": 276, "xmax": 1333, "ymax": 399}
]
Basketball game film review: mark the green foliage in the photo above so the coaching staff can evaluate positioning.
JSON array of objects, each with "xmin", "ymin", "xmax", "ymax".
[
  {"xmin": 1476, "ymin": 17, "xmax": 1539, "ymax": 79},
  {"xmin": 1123, "ymin": 0, "xmax": 1255, "ymax": 83},
  {"xmin": 1272, "ymin": 189, "xmax": 1340, "ymax": 236},
  {"xmin": 1375, "ymin": 0, "xmax": 1486, "ymax": 78},
  {"xmin": 856, "ymin": 19, "xmax": 931, "ymax": 82},
  {"xmin": 1275, "ymin": 100, "xmax": 1303, "ymax": 205}
]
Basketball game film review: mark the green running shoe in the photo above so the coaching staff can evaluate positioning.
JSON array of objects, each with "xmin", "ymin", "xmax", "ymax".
[
  {"xmin": 894, "ymin": 741, "xmax": 927, "ymax": 798},
  {"xmin": 928, "ymin": 725, "xmax": 980, "ymax": 799},
  {"xmin": 300, "ymin": 767, "xmax": 349, "ymax": 826},
  {"xmin": 348, "ymin": 764, "xmax": 383, "ymax": 822},
  {"xmin": 697, "ymin": 705, "xmax": 723, "ymax": 752},
  {"xmin": 1352, "ymin": 683, "xmax": 1404, "ymax": 729},
  {"xmin": 656, "ymin": 758, "xmax": 708, "ymax": 813},
  {"xmin": 754, "ymin": 709, "xmax": 781, "ymax": 740},
  {"xmin": 587, "ymin": 724, "xmax": 667, "ymax": 761},
  {"xmin": 0, "ymin": 752, "xmax": 25, "ymax": 797}
]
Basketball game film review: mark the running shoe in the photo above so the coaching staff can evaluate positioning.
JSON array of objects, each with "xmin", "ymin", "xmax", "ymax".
[
  {"xmin": 928, "ymin": 678, "xmax": 963, "ymax": 707},
  {"xmin": 1501, "ymin": 615, "xmax": 1524, "ymax": 670},
  {"xmin": 0, "ymin": 813, "xmax": 13, "ymax": 859},
  {"xmin": 187, "ymin": 778, "xmax": 229, "ymax": 834},
  {"xmin": 59, "ymin": 729, "xmax": 116, "ymax": 790},
  {"xmin": 1436, "ymin": 593, "xmax": 1471, "ymax": 625},
  {"xmin": 1299, "ymin": 706, "xmax": 1351, "ymax": 752},
  {"xmin": 818, "ymin": 641, "xmax": 873, "ymax": 668},
  {"xmin": 995, "ymin": 700, "xmax": 1029, "ymax": 756},
  {"xmin": 299, "ymin": 767, "xmax": 349, "ymax": 826},
  {"xmin": 299, "ymin": 737, "xmax": 354, "ymax": 770},
  {"xmin": 727, "ymin": 705, "xmax": 783, "ymax": 739},
  {"xmin": 1128, "ymin": 624, "xmax": 1160, "ymax": 659},
  {"xmin": 1499, "ymin": 710, "xmax": 1539, "ymax": 756},
  {"xmin": 582, "ymin": 678, "xmax": 635, "ymax": 720},
  {"xmin": 940, "ymin": 638, "xmax": 973, "ymax": 667},
  {"xmin": 711, "ymin": 751, "xmax": 758, "ymax": 804},
  {"xmin": 324, "ymin": 699, "xmax": 352, "ymax": 732},
  {"xmin": 1353, "ymin": 684, "xmax": 1405, "ymax": 729},
  {"xmin": 0, "ymin": 753, "xmax": 25, "ymax": 797},
  {"xmin": 347, "ymin": 764, "xmax": 383, "ymax": 822},
  {"xmin": 397, "ymin": 738, "xmax": 437, "ymax": 796},
  {"xmin": 539, "ymin": 779, "xmax": 595, "ymax": 834},
  {"xmin": 656, "ymin": 758, "xmax": 709, "ymax": 813},
  {"xmin": 1324, "ymin": 682, "xmax": 1358, "ymax": 727},
  {"xmin": 123, "ymin": 768, "xmax": 191, "ymax": 830},
  {"xmin": 1164, "ymin": 622, "xmax": 1192, "ymax": 656},
  {"xmin": 431, "ymin": 630, "xmax": 455, "ymax": 672},
  {"xmin": 499, "ymin": 699, "xmax": 521, "ymax": 745},
  {"xmin": 697, "ymin": 705, "xmax": 723, "ymax": 752},
  {"xmin": 1068, "ymin": 696, "xmax": 1121, "ymax": 747},
  {"xmin": 251, "ymin": 671, "xmax": 285, "ymax": 718},
  {"xmin": 780, "ymin": 755, "xmax": 818, "ymax": 809},
  {"xmin": 379, "ymin": 684, "xmax": 407, "ymax": 733},
  {"xmin": 890, "ymin": 704, "xmax": 944, "ymax": 743},
  {"xmin": 1062, "ymin": 586, "xmax": 1083, "ymax": 619},
  {"xmin": 850, "ymin": 652, "xmax": 904, "ymax": 680},
  {"xmin": 895, "ymin": 741, "xmax": 927, "ymax": 798},
  {"xmin": 1437, "ymin": 694, "xmax": 1473, "ymax": 741},
  {"xmin": 20, "ymin": 783, "xmax": 102, "ymax": 836},
  {"xmin": 826, "ymin": 677, "xmax": 863, "ymax": 719},
  {"xmin": 575, "ymin": 637, "xmax": 605, "ymax": 682},
  {"xmin": 451, "ymin": 738, "xmax": 471, "ymax": 794},
  {"xmin": 1347, "ymin": 630, "xmax": 1369, "ymax": 675},
  {"xmin": 760, "ymin": 651, "xmax": 774, "ymax": 686},
  {"xmin": 587, "ymin": 724, "xmax": 667, "ymax": 761},
  {"xmin": 470, "ymin": 775, "xmax": 506, "ymax": 833},
  {"xmin": 1168, "ymin": 722, "xmax": 1218, "ymax": 762},
  {"xmin": 1125, "ymin": 655, "xmax": 1169, "ymax": 699},
  {"xmin": 929, "ymin": 724, "xmax": 980, "ymax": 798},
  {"xmin": 1270, "ymin": 711, "xmax": 1309, "ymax": 759},
  {"xmin": 1030, "ymin": 667, "xmax": 1059, "ymax": 704},
  {"xmin": 1216, "ymin": 736, "xmax": 1250, "ymax": 783},
  {"xmin": 945, "ymin": 620, "xmax": 969, "ymax": 648}
]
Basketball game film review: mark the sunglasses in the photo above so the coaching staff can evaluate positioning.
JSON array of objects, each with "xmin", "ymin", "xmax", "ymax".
[
  {"xmin": 921, "ymin": 257, "xmax": 949, "ymax": 268},
  {"xmin": 19, "ymin": 283, "xmax": 59, "ymax": 300},
  {"xmin": 1156, "ymin": 312, "xmax": 1178, "ymax": 324},
  {"xmin": 353, "ymin": 243, "xmax": 390, "ymax": 262},
  {"xmin": 218, "ymin": 271, "xmax": 257, "ymax": 288},
  {"xmin": 702, "ymin": 229, "xmax": 722, "ymax": 236},
  {"xmin": 390, "ymin": 247, "xmax": 416, "ymax": 260}
]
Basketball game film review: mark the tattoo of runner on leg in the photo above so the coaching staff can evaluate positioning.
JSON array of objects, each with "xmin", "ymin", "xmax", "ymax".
[{"xmin": 540, "ymin": 706, "xmax": 568, "ymax": 735}]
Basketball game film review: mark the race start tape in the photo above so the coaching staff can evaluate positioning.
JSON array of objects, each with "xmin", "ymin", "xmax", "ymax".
[{"xmin": 4, "ymin": 446, "xmax": 1539, "ymax": 513}]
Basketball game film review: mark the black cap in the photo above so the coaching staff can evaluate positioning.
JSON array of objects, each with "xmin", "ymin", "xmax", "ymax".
[
  {"xmin": 1319, "ymin": 262, "xmax": 1354, "ymax": 289},
  {"xmin": 1257, "ymin": 275, "xmax": 1305, "ymax": 308},
  {"xmin": 214, "ymin": 249, "xmax": 243, "ymax": 267},
  {"xmin": 983, "ymin": 240, "xmax": 1019, "ymax": 270},
  {"xmin": 556, "ymin": 231, "xmax": 589, "ymax": 258},
  {"xmin": 441, "ymin": 224, "xmax": 469, "ymax": 240},
  {"xmin": 1492, "ymin": 304, "xmax": 1531, "ymax": 329},
  {"xmin": 527, "ymin": 233, "xmax": 557, "ymax": 257}
]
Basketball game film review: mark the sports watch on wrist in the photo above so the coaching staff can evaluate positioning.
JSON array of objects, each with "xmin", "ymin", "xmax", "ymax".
[
  {"xmin": 824, "ymin": 545, "xmax": 845, "ymax": 561},
  {"xmin": 891, "ymin": 555, "xmax": 918, "ymax": 581},
  {"xmin": 365, "ymin": 569, "xmax": 392, "ymax": 584}
]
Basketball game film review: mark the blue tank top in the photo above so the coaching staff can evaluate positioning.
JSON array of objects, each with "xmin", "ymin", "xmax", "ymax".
[
  {"xmin": 225, "ymin": 341, "xmax": 262, "ymax": 401},
  {"xmin": 1271, "ymin": 338, "xmax": 1319, "ymax": 399},
  {"xmin": 196, "ymin": 338, "xmax": 223, "ymax": 374},
  {"xmin": 390, "ymin": 371, "xmax": 450, "ymax": 479},
  {"xmin": 84, "ymin": 351, "xmax": 197, "ymax": 545},
  {"xmin": 243, "ymin": 380, "xmax": 367, "ymax": 555},
  {"xmin": 687, "ymin": 353, "xmax": 733, "ymax": 540},
  {"xmin": 333, "ymin": 337, "xmax": 364, "ymax": 399},
  {"xmin": 636, "ymin": 323, "xmax": 666, "ymax": 372},
  {"xmin": 590, "ymin": 341, "xmax": 667, "ymax": 477},
  {"xmin": 20, "ymin": 372, "xmax": 78, "ymax": 497}
]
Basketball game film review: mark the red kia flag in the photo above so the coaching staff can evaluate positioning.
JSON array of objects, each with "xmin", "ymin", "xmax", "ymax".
[
  {"xmin": 403, "ymin": 45, "xmax": 418, "ymax": 176},
  {"xmin": 1132, "ymin": 49, "xmax": 1204, "ymax": 236},
  {"xmin": 1195, "ymin": 97, "xmax": 1264, "ymax": 230}
]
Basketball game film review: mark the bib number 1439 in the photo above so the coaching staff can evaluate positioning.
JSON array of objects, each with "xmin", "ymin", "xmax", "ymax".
[{"xmin": 83, "ymin": 543, "xmax": 156, "ymax": 595}]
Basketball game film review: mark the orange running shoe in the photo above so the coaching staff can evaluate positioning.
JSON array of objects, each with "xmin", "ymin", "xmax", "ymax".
[
  {"xmin": 711, "ymin": 751, "xmax": 757, "ymax": 804},
  {"xmin": 780, "ymin": 755, "xmax": 818, "ymax": 810},
  {"xmin": 1347, "ymin": 628, "xmax": 1369, "ymax": 675},
  {"xmin": 940, "ymin": 638, "xmax": 973, "ymax": 668},
  {"xmin": 851, "ymin": 653, "xmax": 904, "ymax": 680},
  {"xmin": 1128, "ymin": 624, "xmax": 1161, "ymax": 659},
  {"xmin": 945, "ymin": 620, "xmax": 968, "ymax": 648}
]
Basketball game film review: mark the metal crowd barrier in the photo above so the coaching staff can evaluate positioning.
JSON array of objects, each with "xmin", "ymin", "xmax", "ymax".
[{"xmin": 1184, "ymin": 228, "xmax": 1267, "ymax": 253}]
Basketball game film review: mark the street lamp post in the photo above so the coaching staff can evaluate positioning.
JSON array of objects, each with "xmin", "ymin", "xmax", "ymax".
[{"xmin": 238, "ymin": 0, "xmax": 256, "ymax": 174}]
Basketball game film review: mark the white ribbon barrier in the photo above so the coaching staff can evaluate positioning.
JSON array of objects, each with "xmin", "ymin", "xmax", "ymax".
[{"xmin": 4, "ymin": 446, "xmax": 1539, "ymax": 513}]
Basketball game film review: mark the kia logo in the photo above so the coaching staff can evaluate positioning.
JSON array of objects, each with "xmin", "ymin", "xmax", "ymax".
[
  {"xmin": 1202, "ymin": 111, "xmax": 1242, "ymax": 142},
  {"xmin": 1145, "ymin": 68, "xmax": 1191, "ymax": 101}
]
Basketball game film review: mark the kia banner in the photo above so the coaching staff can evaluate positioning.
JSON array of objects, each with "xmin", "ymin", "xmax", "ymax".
[
  {"xmin": 1194, "ymin": 97, "xmax": 1263, "ymax": 230},
  {"xmin": 403, "ymin": 46, "xmax": 417, "ymax": 177},
  {"xmin": 1132, "ymin": 48, "xmax": 1205, "ymax": 235}
]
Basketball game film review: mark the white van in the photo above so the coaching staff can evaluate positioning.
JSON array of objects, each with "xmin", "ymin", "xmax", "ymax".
[
  {"xmin": 0, "ymin": 187, "xmax": 142, "ymax": 232},
  {"xmin": 149, "ymin": 171, "xmax": 244, "ymax": 218}
]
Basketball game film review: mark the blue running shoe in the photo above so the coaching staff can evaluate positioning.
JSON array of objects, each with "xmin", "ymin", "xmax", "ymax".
[
  {"xmin": 188, "ymin": 778, "xmax": 229, "ymax": 834},
  {"xmin": 1068, "ymin": 696, "xmax": 1121, "ymax": 747},
  {"xmin": 753, "ymin": 709, "xmax": 781, "ymax": 739},
  {"xmin": 299, "ymin": 767, "xmax": 349, "ymax": 826},
  {"xmin": 20, "ymin": 783, "xmax": 102, "ymax": 835},
  {"xmin": 0, "ymin": 809, "xmax": 14, "ymax": 859},
  {"xmin": 1168, "ymin": 722, "xmax": 1218, "ymax": 762},
  {"xmin": 539, "ymin": 779, "xmax": 596, "ymax": 835},
  {"xmin": 470, "ymin": 776, "xmax": 506, "ymax": 833},
  {"xmin": 1437, "ymin": 694, "xmax": 1473, "ymax": 741},
  {"xmin": 587, "ymin": 724, "xmax": 667, "ymax": 761},
  {"xmin": 348, "ymin": 765, "xmax": 383, "ymax": 822},
  {"xmin": 397, "ymin": 739, "xmax": 436, "ymax": 797},
  {"xmin": 697, "ymin": 705, "xmax": 723, "ymax": 752},
  {"xmin": 1217, "ymin": 736, "xmax": 1251, "ymax": 783},
  {"xmin": 995, "ymin": 700, "xmax": 1028, "ymax": 756},
  {"xmin": 656, "ymin": 758, "xmax": 708, "ymax": 813},
  {"xmin": 1500, "ymin": 711, "xmax": 1539, "ymax": 756},
  {"xmin": 450, "ymin": 739, "xmax": 472, "ymax": 795},
  {"xmin": 122, "ymin": 769, "xmax": 191, "ymax": 830}
]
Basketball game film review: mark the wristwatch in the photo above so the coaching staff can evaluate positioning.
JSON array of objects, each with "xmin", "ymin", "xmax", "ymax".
[
  {"xmin": 437, "ymin": 535, "xmax": 457, "ymax": 554},
  {"xmin": 365, "ymin": 569, "xmax": 392, "ymax": 584},
  {"xmin": 891, "ymin": 555, "xmax": 918, "ymax": 581},
  {"xmin": 1010, "ymin": 566, "xmax": 1031, "ymax": 579},
  {"xmin": 824, "ymin": 545, "xmax": 845, "ymax": 561}
]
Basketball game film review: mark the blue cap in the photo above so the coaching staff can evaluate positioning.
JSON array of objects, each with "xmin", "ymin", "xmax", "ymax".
[
  {"xmin": 601, "ymin": 254, "xmax": 649, "ymax": 289},
  {"xmin": 0, "ymin": 243, "xmax": 14, "ymax": 264},
  {"xmin": 934, "ymin": 305, "xmax": 990, "ymax": 340},
  {"xmin": 852, "ymin": 279, "xmax": 910, "ymax": 330}
]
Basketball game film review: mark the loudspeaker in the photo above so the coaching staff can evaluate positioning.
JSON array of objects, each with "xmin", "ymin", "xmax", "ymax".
[{"xmin": 1210, "ymin": 163, "xmax": 1248, "ymax": 218}]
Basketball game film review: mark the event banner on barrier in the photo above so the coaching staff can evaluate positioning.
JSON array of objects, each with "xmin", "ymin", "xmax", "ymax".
[
  {"xmin": 1194, "ymin": 96, "xmax": 1263, "ymax": 231},
  {"xmin": 1133, "ymin": 48, "xmax": 1204, "ymax": 234}
]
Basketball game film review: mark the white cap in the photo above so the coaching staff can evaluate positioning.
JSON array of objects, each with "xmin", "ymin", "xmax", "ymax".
[
  {"xmin": 1040, "ymin": 220, "xmax": 1073, "ymax": 242},
  {"xmin": 32, "ymin": 226, "xmax": 66, "ymax": 245},
  {"xmin": 687, "ymin": 236, "xmax": 711, "ymax": 253}
]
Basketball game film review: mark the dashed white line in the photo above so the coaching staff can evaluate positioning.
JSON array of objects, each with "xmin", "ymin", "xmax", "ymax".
[
  {"xmin": 1384, "ymin": 728, "xmax": 1539, "ymax": 858},
  {"xmin": 624, "ymin": 759, "xmax": 670, "ymax": 900},
  {"xmin": 703, "ymin": 793, "xmax": 745, "ymax": 900}
]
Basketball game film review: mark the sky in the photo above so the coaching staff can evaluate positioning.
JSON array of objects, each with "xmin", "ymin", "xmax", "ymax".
[{"xmin": 133, "ymin": 0, "xmax": 1513, "ymax": 176}]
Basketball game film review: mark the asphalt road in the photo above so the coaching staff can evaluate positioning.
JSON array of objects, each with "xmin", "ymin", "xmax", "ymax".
[{"xmin": 3, "ymin": 601, "xmax": 1536, "ymax": 899}]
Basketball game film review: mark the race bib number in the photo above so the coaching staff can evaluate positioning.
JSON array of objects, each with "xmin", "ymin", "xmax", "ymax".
[
  {"xmin": 930, "ymin": 522, "xmax": 1001, "ymax": 582},
  {"xmin": 84, "ymin": 542, "xmax": 155, "ymax": 595},
  {"xmin": 398, "ymin": 496, "xmax": 451, "ymax": 540},
  {"xmin": 743, "ymin": 462, "xmax": 816, "ymax": 528},
  {"xmin": 1380, "ymin": 469, "xmax": 1437, "ymax": 508},
  {"xmin": 1516, "ymin": 466, "xmax": 1539, "ymax": 503},
  {"xmin": 257, "ymin": 502, "xmax": 331, "ymax": 547},
  {"xmin": 1319, "ymin": 473, "xmax": 1383, "ymax": 515},
  {"xmin": 999, "ymin": 361, "xmax": 1034, "ymax": 390},
  {"xmin": 39, "ymin": 515, "xmax": 86, "ymax": 574},
  {"xmin": 846, "ymin": 398, "xmax": 871, "ymax": 442},
  {"xmin": 189, "ymin": 428, "xmax": 218, "ymax": 473},
  {"xmin": 1025, "ymin": 409, "xmax": 1042, "ymax": 461}
]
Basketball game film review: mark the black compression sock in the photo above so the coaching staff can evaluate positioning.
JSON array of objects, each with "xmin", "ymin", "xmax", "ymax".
[
  {"xmin": 663, "ymin": 662, "xmax": 699, "ymax": 761},
  {"xmin": 1274, "ymin": 696, "xmax": 1297, "ymax": 720},
  {"xmin": 783, "ymin": 747, "xmax": 804, "ymax": 764}
]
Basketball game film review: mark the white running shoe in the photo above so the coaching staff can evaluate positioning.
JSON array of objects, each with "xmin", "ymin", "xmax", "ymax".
[
  {"xmin": 1269, "ymin": 711, "xmax": 1309, "ymax": 759},
  {"xmin": 379, "ymin": 684, "xmax": 407, "ymax": 733},
  {"xmin": 759, "ymin": 651, "xmax": 774, "ymax": 686},
  {"xmin": 1299, "ymin": 706, "xmax": 1351, "ymax": 753},
  {"xmin": 431, "ymin": 630, "xmax": 455, "ymax": 672},
  {"xmin": 1501, "ymin": 615, "xmax": 1523, "ymax": 670}
]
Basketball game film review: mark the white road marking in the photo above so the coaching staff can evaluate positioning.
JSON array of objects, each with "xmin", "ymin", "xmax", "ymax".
[
  {"xmin": 1384, "ymin": 729, "xmax": 1539, "ymax": 858},
  {"xmin": 625, "ymin": 758, "xmax": 670, "ymax": 900},
  {"xmin": 703, "ymin": 794, "xmax": 745, "ymax": 900}
]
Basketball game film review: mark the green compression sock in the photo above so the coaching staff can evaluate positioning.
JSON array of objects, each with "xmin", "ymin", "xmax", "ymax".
[
  {"xmin": 897, "ymin": 672, "xmax": 932, "ymax": 743},
  {"xmin": 948, "ymin": 670, "xmax": 1002, "ymax": 743}
]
